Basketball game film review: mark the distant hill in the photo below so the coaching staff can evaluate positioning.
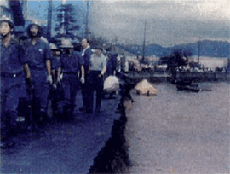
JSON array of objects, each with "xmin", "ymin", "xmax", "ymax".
[
  {"xmin": 169, "ymin": 40, "xmax": 229, "ymax": 58},
  {"xmin": 120, "ymin": 40, "xmax": 230, "ymax": 58}
]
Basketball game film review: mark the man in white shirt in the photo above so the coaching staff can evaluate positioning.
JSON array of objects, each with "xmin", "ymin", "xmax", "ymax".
[{"xmin": 87, "ymin": 44, "xmax": 106, "ymax": 113}]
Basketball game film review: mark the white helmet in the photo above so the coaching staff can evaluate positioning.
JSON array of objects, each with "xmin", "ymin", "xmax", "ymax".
[
  {"xmin": 59, "ymin": 38, "xmax": 74, "ymax": 48},
  {"xmin": 49, "ymin": 43, "xmax": 59, "ymax": 50},
  {"xmin": 0, "ymin": 15, "xmax": 14, "ymax": 29}
]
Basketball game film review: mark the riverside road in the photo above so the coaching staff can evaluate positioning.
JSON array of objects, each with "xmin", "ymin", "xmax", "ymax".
[
  {"xmin": 125, "ymin": 82, "xmax": 230, "ymax": 173},
  {"xmin": 1, "ymin": 92, "xmax": 120, "ymax": 174}
]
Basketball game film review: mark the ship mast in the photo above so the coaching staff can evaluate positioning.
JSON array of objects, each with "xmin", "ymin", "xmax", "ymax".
[{"xmin": 85, "ymin": 0, "xmax": 90, "ymax": 38}]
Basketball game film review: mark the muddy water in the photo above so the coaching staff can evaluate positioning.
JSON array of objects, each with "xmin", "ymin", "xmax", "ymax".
[{"xmin": 125, "ymin": 82, "xmax": 230, "ymax": 173}]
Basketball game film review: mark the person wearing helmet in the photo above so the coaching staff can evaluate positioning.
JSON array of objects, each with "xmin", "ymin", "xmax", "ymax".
[
  {"xmin": 49, "ymin": 43, "xmax": 61, "ymax": 88},
  {"xmin": 59, "ymin": 38, "xmax": 84, "ymax": 117},
  {"xmin": 48, "ymin": 43, "xmax": 63, "ymax": 117},
  {"xmin": 22, "ymin": 21, "xmax": 52, "ymax": 123},
  {"xmin": 0, "ymin": 16, "xmax": 26, "ymax": 148}
]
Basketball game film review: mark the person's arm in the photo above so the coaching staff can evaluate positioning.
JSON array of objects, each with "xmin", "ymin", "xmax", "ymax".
[
  {"xmin": 81, "ymin": 65, "xmax": 85, "ymax": 78},
  {"xmin": 24, "ymin": 63, "xmax": 32, "ymax": 81},
  {"xmin": 85, "ymin": 49, "xmax": 91, "ymax": 74},
  {"xmin": 89, "ymin": 54, "xmax": 94, "ymax": 71},
  {"xmin": 45, "ymin": 44, "xmax": 52, "ymax": 76},
  {"xmin": 51, "ymin": 69, "xmax": 55, "ymax": 82},
  {"xmin": 46, "ymin": 60, "xmax": 53, "ymax": 84},
  {"xmin": 101, "ymin": 66, "xmax": 106, "ymax": 76},
  {"xmin": 99, "ymin": 55, "xmax": 106, "ymax": 77},
  {"xmin": 57, "ymin": 67, "xmax": 62, "ymax": 83},
  {"xmin": 78, "ymin": 53, "xmax": 84, "ymax": 78},
  {"xmin": 101, "ymin": 55, "xmax": 106, "ymax": 75},
  {"xmin": 44, "ymin": 43, "xmax": 53, "ymax": 84},
  {"xmin": 46, "ymin": 60, "xmax": 51, "ymax": 76},
  {"xmin": 78, "ymin": 53, "xmax": 85, "ymax": 83}
]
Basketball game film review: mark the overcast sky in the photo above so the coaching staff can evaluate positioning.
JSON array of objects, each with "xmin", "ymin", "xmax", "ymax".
[
  {"xmin": 27, "ymin": 0, "xmax": 229, "ymax": 47},
  {"xmin": 89, "ymin": 0, "xmax": 230, "ymax": 47}
]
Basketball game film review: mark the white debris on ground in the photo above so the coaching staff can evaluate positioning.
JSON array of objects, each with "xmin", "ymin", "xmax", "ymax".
[
  {"xmin": 135, "ymin": 79, "xmax": 158, "ymax": 96},
  {"xmin": 103, "ymin": 76, "xmax": 119, "ymax": 93}
]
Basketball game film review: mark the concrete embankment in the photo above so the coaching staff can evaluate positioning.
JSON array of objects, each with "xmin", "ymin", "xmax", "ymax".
[{"xmin": 88, "ymin": 92, "xmax": 131, "ymax": 173}]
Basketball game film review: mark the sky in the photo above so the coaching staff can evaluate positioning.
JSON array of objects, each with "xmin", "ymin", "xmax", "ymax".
[
  {"xmin": 27, "ymin": 0, "xmax": 230, "ymax": 47},
  {"xmin": 89, "ymin": 0, "xmax": 230, "ymax": 47}
]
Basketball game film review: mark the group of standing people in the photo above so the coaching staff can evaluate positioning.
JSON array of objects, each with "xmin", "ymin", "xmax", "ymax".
[{"xmin": 0, "ymin": 16, "xmax": 117, "ymax": 148}]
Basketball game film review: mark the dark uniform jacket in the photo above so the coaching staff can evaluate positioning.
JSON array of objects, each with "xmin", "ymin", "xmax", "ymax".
[
  {"xmin": 61, "ymin": 51, "xmax": 84, "ymax": 73},
  {"xmin": 51, "ymin": 56, "xmax": 61, "ymax": 71},
  {"xmin": 22, "ymin": 38, "xmax": 51, "ymax": 70},
  {"xmin": 106, "ymin": 52, "xmax": 118, "ymax": 76},
  {"xmin": 0, "ymin": 38, "xmax": 24, "ymax": 73},
  {"xmin": 82, "ymin": 48, "xmax": 92, "ymax": 75}
]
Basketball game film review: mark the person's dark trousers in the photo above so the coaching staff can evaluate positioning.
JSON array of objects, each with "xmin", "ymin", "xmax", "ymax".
[
  {"xmin": 85, "ymin": 77, "xmax": 92, "ymax": 112},
  {"xmin": 87, "ymin": 71, "xmax": 103, "ymax": 112},
  {"xmin": 81, "ymin": 73, "xmax": 89, "ymax": 109},
  {"xmin": 29, "ymin": 70, "xmax": 50, "ymax": 122},
  {"xmin": 61, "ymin": 73, "xmax": 79, "ymax": 113},
  {"xmin": 1, "ymin": 73, "xmax": 26, "ymax": 146}
]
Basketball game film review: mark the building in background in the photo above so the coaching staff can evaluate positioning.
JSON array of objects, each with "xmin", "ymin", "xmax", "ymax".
[
  {"xmin": 54, "ymin": 3, "xmax": 79, "ymax": 39},
  {"xmin": 1, "ymin": 0, "xmax": 26, "ymax": 37},
  {"xmin": 0, "ymin": 0, "xmax": 13, "ymax": 19}
]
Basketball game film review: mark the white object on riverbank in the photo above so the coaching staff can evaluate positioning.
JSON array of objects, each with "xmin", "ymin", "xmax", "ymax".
[
  {"xmin": 103, "ymin": 76, "xmax": 119, "ymax": 92},
  {"xmin": 135, "ymin": 79, "xmax": 158, "ymax": 96}
]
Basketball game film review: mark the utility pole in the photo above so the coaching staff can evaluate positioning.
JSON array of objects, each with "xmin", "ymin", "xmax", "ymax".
[
  {"xmin": 85, "ymin": 0, "xmax": 90, "ymax": 38},
  {"xmin": 142, "ymin": 20, "xmax": 147, "ymax": 62},
  {"xmin": 198, "ymin": 37, "xmax": 200, "ymax": 63},
  {"xmin": 47, "ymin": 0, "xmax": 53, "ymax": 41},
  {"xmin": 115, "ymin": 36, "xmax": 118, "ymax": 46}
]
